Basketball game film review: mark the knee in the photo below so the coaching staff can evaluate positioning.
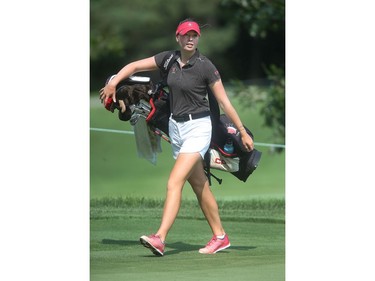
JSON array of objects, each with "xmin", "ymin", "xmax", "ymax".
[{"xmin": 166, "ymin": 178, "xmax": 184, "ymax": 194}]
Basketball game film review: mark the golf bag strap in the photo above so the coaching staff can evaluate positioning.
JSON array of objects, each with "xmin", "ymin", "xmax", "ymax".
[
  {"xmin": 160, "ymin": 50, "xmax": 179, "ymax": 84},
  {"xmin": 204, "ymin": 150, "xmax": 223, "ymax": 186},
  {"xmin": 204, "ymin": 151, "xmax": 212, "ymax": 186}
]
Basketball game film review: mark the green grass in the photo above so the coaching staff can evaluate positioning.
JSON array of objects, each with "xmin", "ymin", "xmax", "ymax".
[
  {"xmin": 90, "ymin": 92, "xmax": 285, "ymax": 280},
  {"xmin": 90, "ymin": 198, "xmax": 285, "ymax": 281},
  {"xmin": 90, "ymin": 94, "xmax": 285, "ymax": 200}
]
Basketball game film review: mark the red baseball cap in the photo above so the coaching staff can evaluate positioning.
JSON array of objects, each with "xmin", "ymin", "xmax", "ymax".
[{"xmin": 175, "ymin": 21, "xmax": 201, "ymax": 36}]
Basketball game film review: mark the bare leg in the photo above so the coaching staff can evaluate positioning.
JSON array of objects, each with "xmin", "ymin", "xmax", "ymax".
[
  {"xmin": 188, "ymin": 160, "xmax": 225, "ymax": 236},
  {"xmin": 155, "ymin": 152, "xmax": 202, "ymax": 242}
]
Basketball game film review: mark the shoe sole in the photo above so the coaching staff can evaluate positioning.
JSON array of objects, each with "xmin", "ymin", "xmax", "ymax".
[
  {"xmin": 214, "ymin": 243, "xmax": 231, "ymax": 253},
  {"xmin": 199, "ymin": 243, "xmax": 231, "ymax": 254},
  {"xmin": 140, "ymin": 236, "xmax": 164, "ymax": 256}
]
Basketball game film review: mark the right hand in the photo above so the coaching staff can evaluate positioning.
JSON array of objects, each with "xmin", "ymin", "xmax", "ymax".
[{"xmin": 99, "ymin": 82, "xmax": 117, "ymax": 106}]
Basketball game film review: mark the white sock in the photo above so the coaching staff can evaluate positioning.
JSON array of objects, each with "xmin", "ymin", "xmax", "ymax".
[{"xmin": 216, "ymin": 234, "xmax": 225, "ymax": 239}]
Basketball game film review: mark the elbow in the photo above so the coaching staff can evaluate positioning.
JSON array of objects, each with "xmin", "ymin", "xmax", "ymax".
[
  {"xmin": 126, "ymin": 62, "xmax": 138, "ymax": 75},
  {"xmin": 218, "ymin": 102, "xmax": 226, "ymax": 112},
  {"xmin": 218, "ymin": 100, "xmax": 232, "ymax": 113}
]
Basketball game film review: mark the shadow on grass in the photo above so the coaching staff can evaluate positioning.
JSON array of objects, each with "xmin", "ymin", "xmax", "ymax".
[
  {"xmin": 102, "ymin": 239, "xmax": 256, "ymax": 256},
  {"xmin": 102, "ymin": 239, "xmax": 139, "ymax": 246}
]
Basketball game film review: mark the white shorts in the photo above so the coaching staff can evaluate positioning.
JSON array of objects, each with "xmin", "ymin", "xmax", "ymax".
[{"xmin": 169, "ymin": 115, "xmax": 212, "ymax": 159}]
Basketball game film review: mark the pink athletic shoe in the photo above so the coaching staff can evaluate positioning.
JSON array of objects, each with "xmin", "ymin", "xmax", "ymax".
[
  {"xmin": 140, "ymin": 234, "xmax": 165, "ymax": 256},
  {"xmin": 199, "ymin": 234, "xmax": 231, "ymax": 254}
]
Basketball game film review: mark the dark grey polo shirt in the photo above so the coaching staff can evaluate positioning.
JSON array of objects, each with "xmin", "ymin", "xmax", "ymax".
[{"xmin": 154, "ymin": 50, "xmax": 221, "ymax": 116}]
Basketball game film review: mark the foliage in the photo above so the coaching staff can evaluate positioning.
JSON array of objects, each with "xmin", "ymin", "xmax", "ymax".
[
  {"xmin": 90, "ymin": 0, "xmax": 284, "ymax": 87},
  {"xmin": 90, "ymin": 0, "xmax": 238, "ymax": 89},
  {"xmin": 230, "ymin": 64, "xmax": 285, "ymax": 151},
  {"xmin": 261, "ymin": 65, "xmax": 285, "ymax": 147},
  {"xmin": 220, "ymin": 0, "xmax": 285, "ymax": 150},
  {"xmin": 90, "ymin": 0, "xmax": 285, "ymax": 147},
  {"xmin": 221, "ymin": 0, "xmax": 285, "ymax": 38},
  {"xmin": 90, "ymin": 0, "xmax": 237, "ymax": 60}
]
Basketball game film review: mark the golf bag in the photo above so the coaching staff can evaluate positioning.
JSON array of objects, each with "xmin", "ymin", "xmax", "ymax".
[
  {"xmin": 208, "ymin": 114, "xmax": 262, "ymax": 182},
  {"xmin": 102, "ymin": 51, "xmax": 262, "ymax": 183}
]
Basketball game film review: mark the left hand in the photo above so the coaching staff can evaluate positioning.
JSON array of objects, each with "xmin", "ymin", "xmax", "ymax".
[{"xmin": 241, "ymin": 133, "xmax": 254, "ymax": 151}]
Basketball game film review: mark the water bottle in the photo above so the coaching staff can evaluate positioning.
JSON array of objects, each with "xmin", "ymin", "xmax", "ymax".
[{"xmin": 223, "ymin": 138, "xmax": 234, "ymax": 154}]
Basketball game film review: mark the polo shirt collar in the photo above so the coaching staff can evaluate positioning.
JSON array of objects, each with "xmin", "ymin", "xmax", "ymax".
[{"xmin": 177, "ymin": 49, "xmax": 200, "ymax": 66}]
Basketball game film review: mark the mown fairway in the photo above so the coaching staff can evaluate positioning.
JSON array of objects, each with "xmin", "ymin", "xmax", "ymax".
[
  {"xmin": 90, "ymin": 198, "xmax": 285, "ymax": 281},
  {"xmin": 90, "ymin": 93, "xmax": 285, "ymax": 280},
  {"xmin": 90, "ymin": 96, "xmax": 285, "ymax": 200}
]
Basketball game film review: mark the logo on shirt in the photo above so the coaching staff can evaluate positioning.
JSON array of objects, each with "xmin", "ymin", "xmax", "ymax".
[{"xmin": 163, "ymin": 54, "xmax": 174, "ymax": 71}]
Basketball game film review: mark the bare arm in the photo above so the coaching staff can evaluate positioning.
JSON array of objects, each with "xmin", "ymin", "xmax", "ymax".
[
  {"xmin": 99, "ymin": 56, "xmax": 158, "ymax": 104},
  {"xmin": 209, "ymin": 79, "xmax": 254, "ymax": 151}
]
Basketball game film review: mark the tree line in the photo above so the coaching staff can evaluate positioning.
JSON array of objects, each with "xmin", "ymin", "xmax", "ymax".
[{"xmin": 90, "ymin": 0, "xmax": 285, "ymax": 148}]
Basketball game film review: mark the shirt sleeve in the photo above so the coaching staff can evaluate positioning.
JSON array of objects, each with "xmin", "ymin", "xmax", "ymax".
[
  {"xmin": 154, "ymin": 51, "xmax": 174, "ymax": 70},
  {"xmin": 203, "ymin": 58, "xmax": 221, "ymax": 85}
]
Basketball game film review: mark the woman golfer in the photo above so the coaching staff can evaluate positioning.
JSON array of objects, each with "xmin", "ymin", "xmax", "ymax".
[{"xmin": 100, "ymin": 19, "xmax": 254, "ymax": 256}]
